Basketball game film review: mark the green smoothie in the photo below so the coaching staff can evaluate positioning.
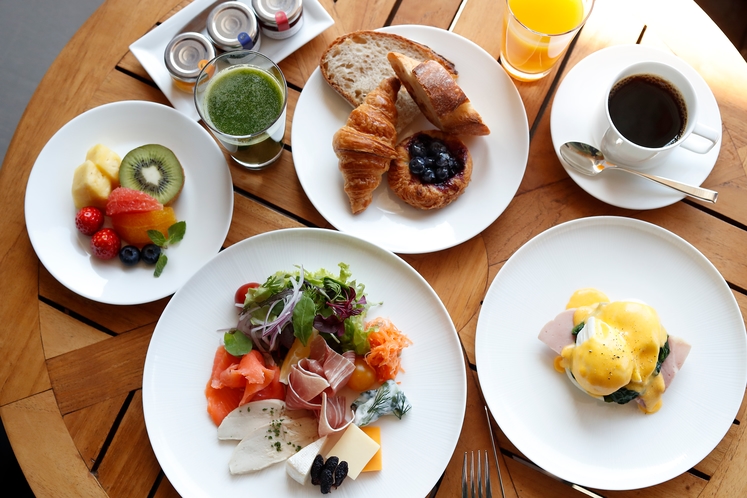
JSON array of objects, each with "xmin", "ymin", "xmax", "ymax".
[{"xmin": 205, "ymin": 66, "xmax": 284, "ymax": 136}]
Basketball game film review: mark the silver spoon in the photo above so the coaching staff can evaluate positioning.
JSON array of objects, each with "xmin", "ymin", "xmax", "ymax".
[{"xmin": 560, "ymin": 141, "xmax": 718, "ymax": 203}]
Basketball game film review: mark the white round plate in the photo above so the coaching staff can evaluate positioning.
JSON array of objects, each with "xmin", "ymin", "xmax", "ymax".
[
  {"xmin": 25, "ymin": 101, "xmax": 233, "ymax": 305},
  {"xmin": 142, "ymin": 228, "xmax": 467, "ymax": 498},
  {"xmin": 292, "ymin": 25, "xmax": 529, "ymax": 254},
  {"xmin": 551, "ymin": 45, "xmax": 722, "ymax": 209},
  {"xmin": 476, "ymin": 216, "xmax": 746, "ymax": 490}
]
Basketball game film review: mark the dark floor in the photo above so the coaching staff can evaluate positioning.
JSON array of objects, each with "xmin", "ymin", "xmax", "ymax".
[{"xmin": 1, "ymin": 0, "xmax": 745, "ymax": 496}]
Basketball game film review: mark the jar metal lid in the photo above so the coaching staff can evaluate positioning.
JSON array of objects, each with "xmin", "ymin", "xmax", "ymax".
[
  {"xmin": 207, "ymin": 1, "xmax": 260, "ymax": 51},
  {"xmin": 251, "ymin": 0, "xmax": 303, "ymax": 31},
  {"xmin": 164, "ymin": 32, "xmax": 217, "ymax": 82}
]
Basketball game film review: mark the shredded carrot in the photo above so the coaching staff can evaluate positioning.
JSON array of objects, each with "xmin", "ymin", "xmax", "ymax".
[{"xmin": 364, "ymin": 317, "xmax": 412, "ymax": 382}]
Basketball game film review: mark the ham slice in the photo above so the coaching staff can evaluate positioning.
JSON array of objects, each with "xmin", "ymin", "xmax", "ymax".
[
  {"xmin": 285, "ymin": 335, "xmax": 355, "ymax": 435},
  {"xmin": 659, "ymin": 335, "xmax": 692, "ymax": 388},
  {"xmin": 538, "ymin": 309, "xmax": 575, "ymax": 354}
]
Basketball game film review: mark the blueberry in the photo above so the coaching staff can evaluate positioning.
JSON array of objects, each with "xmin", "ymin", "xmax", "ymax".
[
  {"xmin": 119, "ymin": 245, "xmax": 141, "ymax": 266},
  {"xmin": 409, "ymin": 141, "xmax": 427, "ymax": 158},
  {"xmin": 430, "ymin": 141, "xmax": 448, "ymax": 156},
  {"xmin": 141, "ymin": 244, "xmax": 161, "ymax": 265},
  {"xmin": 435, "ymin": 167, "xmax": 449, "ymax": 181},
  {"xmin": 421, "ymin": 168, "xmax": 436, "ymax": 184},
  {"xmin": 409, "ymin": 156, "xmax": 426, "ymax": 175},
  {"xmin": 435, "ymin": 152, "xmax": 450, "ymax": 169}
]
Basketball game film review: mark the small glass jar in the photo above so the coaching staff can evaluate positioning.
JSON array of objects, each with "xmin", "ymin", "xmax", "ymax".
[
  {"xmin": 164, "ymin": 32, "xmax": 216, "ymax": 93},
  {"xmin": 251, "ymin": 0, "xmax": 304, "ymax": 40},
  {"xmin": 207, "ymin": 1, "xmax": 261, "ymax": 52}
]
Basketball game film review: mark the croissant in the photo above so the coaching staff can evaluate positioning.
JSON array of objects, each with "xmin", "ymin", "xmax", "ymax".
[{"xmin": 333, "ymin": 76, "xmax": 400, "ymax": 214}]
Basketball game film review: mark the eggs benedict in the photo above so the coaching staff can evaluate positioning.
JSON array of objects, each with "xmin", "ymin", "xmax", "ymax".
[{"xmin": 538, "ymin": 288, "xmax": 690, "ymax": 414}]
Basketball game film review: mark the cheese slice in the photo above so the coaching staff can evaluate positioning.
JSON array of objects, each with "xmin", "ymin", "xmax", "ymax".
[
  {"xmin": 325, "ymin": 424, "xmax": 380, "ymax": 480},
  {"xmin": 286, "ymin": 436, "xmax": 327, "ymax": 485},
  {"xmin": 360, "ymin": 426, "xmax": 382, "ymax": 472}
]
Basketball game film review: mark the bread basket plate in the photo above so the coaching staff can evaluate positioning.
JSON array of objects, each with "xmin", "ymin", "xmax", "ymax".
[
  {"xmin": 292, "ymin": 25, "xmax": 529, "ymax": 254},
  {"xmin": 24, "ymin": 101, "xmax": 233, "ymax": 305},
  {"xmin": 476, "ymin": 216, "xmax": 747, "ymax": 490},
  {"xmin": 143, "ymin": 228, "xmax": 467, "ymax": 497}
]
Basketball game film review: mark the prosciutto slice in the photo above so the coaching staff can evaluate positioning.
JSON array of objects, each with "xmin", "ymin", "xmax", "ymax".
[{"xmin": 285, "ymin": 335, "xmax": 356, "ymax": 435}]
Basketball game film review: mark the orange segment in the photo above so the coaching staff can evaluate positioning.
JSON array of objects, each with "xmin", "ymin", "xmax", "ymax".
[{"xmin": 111, "ymin": 206, "xmax": 177, "ymax": 246}]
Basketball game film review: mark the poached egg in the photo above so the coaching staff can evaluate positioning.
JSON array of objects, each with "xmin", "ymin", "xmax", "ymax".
[{"xmin": 555, "ymin": 288, "xmax": 669, "ymax": 413}]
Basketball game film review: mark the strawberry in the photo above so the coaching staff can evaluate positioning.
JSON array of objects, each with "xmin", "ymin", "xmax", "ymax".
[
  {"xmin": 90, "ymin": 228, "xmax": 121, "ymax": 260},
  {"xmin": 75, "ymin": 206, "xmax": 105, "ymax": 236}
]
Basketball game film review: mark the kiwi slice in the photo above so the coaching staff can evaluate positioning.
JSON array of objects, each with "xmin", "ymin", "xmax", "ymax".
[{"xmin": 119, "ymin": 144, "xmax": 185, "ymax": 205}]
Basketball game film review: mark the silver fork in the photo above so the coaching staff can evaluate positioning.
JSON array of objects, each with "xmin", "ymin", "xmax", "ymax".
[{"xmin": 462, "ymin": 450, "xmax": 492, "ymax": 498}]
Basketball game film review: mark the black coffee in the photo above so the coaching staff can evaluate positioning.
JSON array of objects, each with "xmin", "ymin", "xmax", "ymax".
[{"xmin": 608, "ymin": 74, "xmax": 687, "ymax": 149}]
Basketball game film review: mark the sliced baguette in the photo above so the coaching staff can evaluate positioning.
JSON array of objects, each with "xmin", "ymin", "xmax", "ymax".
[
  {"xmin": 320, "ymin": 31, "xmax": 457, "ymax": 132},
  {"xmin": 388, "ymin": 51, "xmax": 490, "ymax": 136}
]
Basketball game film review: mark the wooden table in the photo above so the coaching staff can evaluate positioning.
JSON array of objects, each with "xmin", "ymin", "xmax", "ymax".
[{"xmin": 2, "ymin": 0, "xmax": 747, "ymax": 496}]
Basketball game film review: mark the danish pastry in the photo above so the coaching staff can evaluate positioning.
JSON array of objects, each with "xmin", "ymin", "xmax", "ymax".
[{"xmin": 388, "ymin": 130, "xmax": 473, "ymax": 210}]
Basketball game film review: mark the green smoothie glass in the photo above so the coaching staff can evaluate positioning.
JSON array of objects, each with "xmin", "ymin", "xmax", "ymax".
[{"xmin": 194, "ymin": 51, "xmax": 287, "ymax": 169}]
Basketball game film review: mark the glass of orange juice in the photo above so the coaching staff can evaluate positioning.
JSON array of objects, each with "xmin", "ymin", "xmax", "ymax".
[{"xmin": 499, "ymin": 0, "xmax": 595, "ymax": 81}]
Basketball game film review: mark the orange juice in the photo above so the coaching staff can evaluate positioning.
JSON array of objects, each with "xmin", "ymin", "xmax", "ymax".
[
  {"xmin": 510, "ymin": 0, "xmax": 584, "ymax": 35},
  {"xmin": 501, "ymin": 0, "xmax": 589, "ymax": 80}
]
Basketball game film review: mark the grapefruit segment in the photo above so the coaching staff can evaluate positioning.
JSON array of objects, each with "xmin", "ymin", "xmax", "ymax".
[{"xmin": 106, "ymin": 187, "xmax": 163, "ymax": 216}]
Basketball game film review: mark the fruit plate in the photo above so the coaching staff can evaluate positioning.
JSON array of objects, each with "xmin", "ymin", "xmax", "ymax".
[
  {"xmin": 142, "ymin": 228, "xmax": 467, "ymax": 497},
  {"xmin": 291, "ymin": 25, "xmax": 529, "ymax": 254},
  {"xmin": 24, "ymin": 100, "xmax": 234, "ymax": 305},
  {"xmin": 475, "ymin": 216, "xmax": 747, "ymax": 490}
]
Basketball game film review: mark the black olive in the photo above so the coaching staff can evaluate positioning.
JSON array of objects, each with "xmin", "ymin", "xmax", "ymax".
[
  {"xmin": 333, "ymin": 460, "xmax": 349, "ymax": 488},
  {"xmin": 310, "ymin": 454, "xmax": 324, "ymax": 485},
  {"xmin": 319, "ymin": 468, "xmax": 334, "ymax": 494}
]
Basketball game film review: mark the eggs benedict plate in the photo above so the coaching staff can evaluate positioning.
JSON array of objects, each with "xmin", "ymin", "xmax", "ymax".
[
  {"xmin": 539, "ymin": 288, "xmax": 691, "ymax": 414},
  {"xmin": 475, "ymin": 217, "xmax": 747, "ymax": 490}
]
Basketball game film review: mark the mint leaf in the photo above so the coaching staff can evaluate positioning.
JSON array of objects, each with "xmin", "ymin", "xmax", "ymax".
[
  {"xmin": 154, "ymin": 253, "xmax": 168, "ymax": 277},
  {"xmin": 148, "ymin": 230, "xmax": 168, "ymax": 247},
  {"xmin": 292, "ymin": 293, "xmax": 316, "ymax": 346},
  {"xmin": 167, "ymin": 221, "xmax": 187, "ymax": 245},
  {"xmin": 224, "ymin": 330, "xmax": 253, "ymax": 356}
]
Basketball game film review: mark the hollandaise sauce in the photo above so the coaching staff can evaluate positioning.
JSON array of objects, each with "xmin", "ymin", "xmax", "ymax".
[{"xmin": 556, "ymin": 288, "xmax": 670, "ymax": 414}]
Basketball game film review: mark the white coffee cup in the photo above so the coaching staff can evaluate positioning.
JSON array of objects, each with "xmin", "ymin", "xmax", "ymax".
[{"xmin": 600, "ymin": 61, "xmax": 719, "ymax": 169}]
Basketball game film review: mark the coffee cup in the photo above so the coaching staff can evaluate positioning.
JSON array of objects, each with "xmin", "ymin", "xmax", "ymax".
[{"xmin": 600, "ymin": 61, "xmax": 719, "ymax": 169}]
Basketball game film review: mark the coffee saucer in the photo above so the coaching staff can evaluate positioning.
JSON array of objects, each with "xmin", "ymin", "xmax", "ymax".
[{"xmin": 550, "ymin": 45, "xmax": 721, "ymax": 209}]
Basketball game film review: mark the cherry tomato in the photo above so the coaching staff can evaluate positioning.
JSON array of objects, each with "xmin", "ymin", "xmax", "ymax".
[
  {"xmin": 347, "ymin": 356, "xmax": 377, "ymax": 392},
  {"xmin": 235, "ymin": 282, "xmax": 260, "ymax": 305}
]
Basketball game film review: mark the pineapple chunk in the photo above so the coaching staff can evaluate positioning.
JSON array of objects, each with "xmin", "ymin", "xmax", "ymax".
[
  {"xmin": 86, "ymin": 144, "xmax": 121, "ymax": 188},
  {"xmin": 71, "ymin": 160, "xmax": 111, "ymax": 209}
]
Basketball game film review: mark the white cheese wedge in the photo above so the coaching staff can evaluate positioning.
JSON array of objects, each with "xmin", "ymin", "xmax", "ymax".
[
  {"xmin": 218, "ymin": 399, "xmax": 288, "ymax": 440},
  {"xmin": 286, "ymin": 436, "xmax": 327, "ymax": 484},
  {"xmin": 229, "ymin": 416, "xmax": 319, "ymax": 475},
  {"xmin": 325, "ymin": 424, "xmax": 380, "ymax": 480}
]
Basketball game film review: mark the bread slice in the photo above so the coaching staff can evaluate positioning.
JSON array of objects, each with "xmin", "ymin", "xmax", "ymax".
[
  {"xmin": 388, "ymin": 52, "xmax": 490, "ymax": 136},
  {"xmin": 320, "ymin": 31, "xmax": 457, "ymax": 132}
]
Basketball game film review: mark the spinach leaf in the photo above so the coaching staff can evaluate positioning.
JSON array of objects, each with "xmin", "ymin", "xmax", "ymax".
[
  {"xmin": 292, "ymin": 293, "xmax": 316, "ymax": 346},
  {"xmin": 571, "ymin": 322, "xmax": 585, "ymax": 336},
  {"xmin": 603, "ymin": 387, "xmax": 639, "ymax": 404},
  {"xmin": 223, "ymin": 329, "xmax": 253, "ymax": 356},
  {"xmin": 655, "ymin": 337, "xmax": 670, "ymax": 374}
]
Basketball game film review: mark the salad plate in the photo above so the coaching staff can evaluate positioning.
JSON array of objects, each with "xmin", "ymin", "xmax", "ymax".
[
  {"xmin": 292, "ymin": 25, "xmax": 529, "ymax": 254},
  {"xmin": 130, "ymin": 0, "xmax": 334, "ymax": 121},
  {"xmin": 24, "ymin": 101, "xmax": 233, "ymax": 305},
  {"xmin": 142, "ymin": 228, "xmax": 467, "ymax": 497},
  {"xmin": 551, "ymin": 45, "xmax": 721, "ymax": 209},
  {"xmin": 476, "ymin": 216, "xmax": 747, "ymax": 490}
]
